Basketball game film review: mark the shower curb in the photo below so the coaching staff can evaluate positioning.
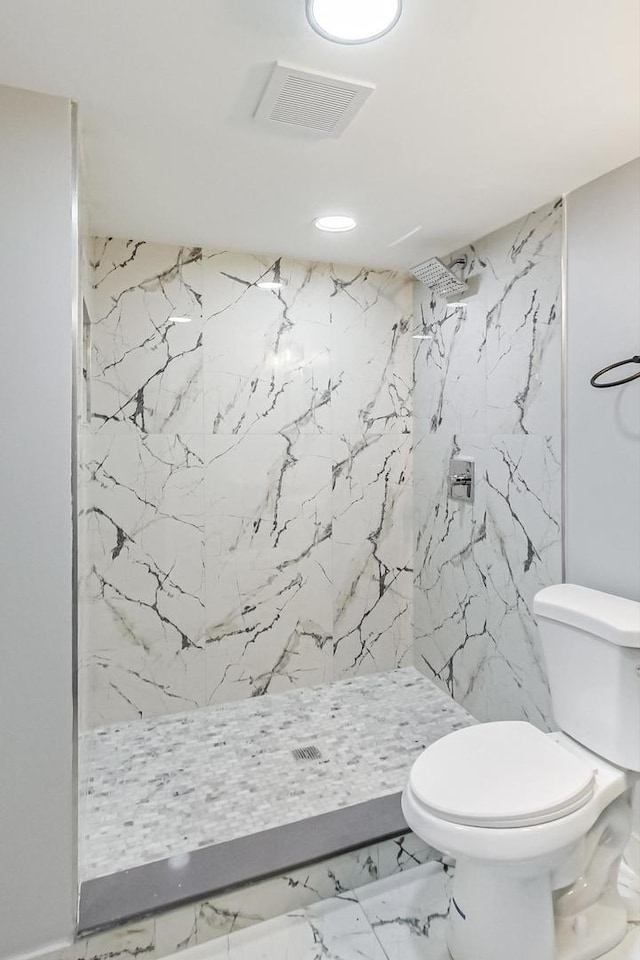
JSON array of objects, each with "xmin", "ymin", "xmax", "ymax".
[{"xmin": 78, "ymin": 792, "xmax": 407, "ymax": 934}]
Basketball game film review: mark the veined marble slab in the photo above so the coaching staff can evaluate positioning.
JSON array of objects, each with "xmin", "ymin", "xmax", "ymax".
[
  {"xmin": 66, "ymin": 864, "xmax": 638, "ymax": 960},
  {"xmin": 80, "ymin": 240, "xmax": 415, "ymax": 729},
  {"xmin": 174, "ymin": 896, "xmax": 390, "ymax": 960},
  {"xmin": 413, "ymin": 199, "xmax": 563, "ymax": 729},
  {"xmin": 39, "ymin": 837, "xmax": 433, "ymax": 960}
]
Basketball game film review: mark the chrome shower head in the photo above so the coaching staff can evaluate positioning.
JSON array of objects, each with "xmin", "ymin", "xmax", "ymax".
[{"xmin": 410, "ymin": 256, "xmax": 468, "ymax": 299}]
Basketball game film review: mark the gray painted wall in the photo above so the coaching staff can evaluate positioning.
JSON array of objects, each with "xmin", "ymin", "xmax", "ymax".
[
  {"xmin": 0, "ymin": 85, "xmax": 77, "ymax": 958},
  {"xmin": 566, "ymin": 159, "xmax": 640, "ymax": 601}
]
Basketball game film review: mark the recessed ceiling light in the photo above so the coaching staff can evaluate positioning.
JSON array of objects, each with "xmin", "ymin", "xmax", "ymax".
[
  {"xmin": 314, "ymin": 215, "xmax": 357, "ymax": 233},
  {"xmin": 169, "ymin": 316, "xmax": 192, "ymax": 323},
  {"xmin": 257, "ymin": 281, "xmax": 283, "ymax": 291},
  {"xmin": 306, "ymin": 0, "xmax": 402, "ymax": 44}
]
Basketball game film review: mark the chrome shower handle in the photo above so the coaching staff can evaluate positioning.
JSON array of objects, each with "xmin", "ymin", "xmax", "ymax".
[
  {"xmin": 450, "ymin": 473, "xmax": 472, "ymax": 486},
  {"xmin": 448, "ymin": 459, "xmax": 475, "ymax": 502}
]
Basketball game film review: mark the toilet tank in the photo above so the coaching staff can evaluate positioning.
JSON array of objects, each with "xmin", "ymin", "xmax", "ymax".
[{"xmin": 534, "ymin": 584, "xmax": 640, "ymax": 772}]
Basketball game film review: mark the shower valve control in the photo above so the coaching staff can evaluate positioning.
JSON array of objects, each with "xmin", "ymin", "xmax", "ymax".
[{"xmin": 448, "ymin": 458, "xmax": 475, "ymax": 503}]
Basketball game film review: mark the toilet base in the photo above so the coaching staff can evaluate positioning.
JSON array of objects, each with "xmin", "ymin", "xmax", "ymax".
[
  {"xmin": 445, "ymin": 859, "xmax": 629, "ymax": 960},
  {"xmin": 555, "ymin": 901, "xmax": 627, "ymax": 960},
  {"xmin": 447, "ymin": 858, "xmax": 556, "ymax": 960}
]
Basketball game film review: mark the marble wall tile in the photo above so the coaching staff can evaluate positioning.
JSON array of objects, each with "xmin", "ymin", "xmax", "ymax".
[
  {"xmin": 80, "ymin": 241, "xmax": 414, "ymax": 727},
  {"xmin": 413, "ymin": 199, "xmax": 563, "ymax": 729},
  {"xmin": 79, "ymin": 432, "xmax": 207, "ymax": 728},
  {"xmin": 89, "ymin": 239, "xmax": 204, "ymax": 436},
  {"xmin": 41, "ymin": 836, "xmax": 434, "ymax": 960},
  {"xmin": 191, "ymin": 896, "xmax": 389, "ymax": 960},
  {"xmin": 205, "ymin": 434, "xmax": 332, "ymax": 556},
  {"xmin": 204, "ymin": 539, "xmax": 333, "ymax": 702},
  {"xmin": 482, "ymin": 435, "xmax": 560, "ymax": 725},
  {"xmin": 356, "ymin": 862, "xmax": 451, "ymax": 960},
  {"xmin": 413, "ymin": 434, "xmax": 488, "ymax": 706},
  {"xmin": 332, "ymin": 433, "xmax": 413, "ymax": 679},
  {"xmin": 202, "ymin": 428, "xmax": 334, "ymax": 702},
  {"xmin": 203, "ymin": 252, "xmax": 332, "ymax": 438},
  {"xmin": 43, "ymin": 854, "xmax": 639, "ymax": 960},
  {"xmin": 40, "ymin": 919, "xmax": 157, "ymax": 960},
  {"xmin": 413, "ymin": 302, "xmax": 486, "ymax": 440},
  {"xmin": 150, "ymin": 836, "xmax": 433, "ymax": 956},
  {"xmin": 329, "ymin": 267, "xmax": 414, "ymax": 438},
  {"xmin": 483, "ymin": 202, "xmax": 563, "ymax": 437}
]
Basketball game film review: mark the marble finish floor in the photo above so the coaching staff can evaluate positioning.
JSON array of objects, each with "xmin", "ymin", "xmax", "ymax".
[
  {"xmin": 79, "ymin": 668, "xmax": 475, "ymax": 881},
  {"xmin": 162, "ymin": 862, "xmax": 640, "ymax": 960}
]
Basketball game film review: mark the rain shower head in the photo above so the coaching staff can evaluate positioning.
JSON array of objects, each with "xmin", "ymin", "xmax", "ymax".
[{"xmin": 410, "ymin": 257, "xmax": 468, "ymax": 299}]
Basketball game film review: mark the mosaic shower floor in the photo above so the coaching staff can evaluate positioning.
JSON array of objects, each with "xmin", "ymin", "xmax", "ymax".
[{"xmin": 79, "ymin": 668, "xmax": 475, "ymax": 881}]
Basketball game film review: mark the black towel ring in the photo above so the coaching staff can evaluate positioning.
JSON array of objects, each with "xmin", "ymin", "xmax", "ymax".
[{"xmin": 590, "ymin": 355, "xmax": 640, "ymax": 388}]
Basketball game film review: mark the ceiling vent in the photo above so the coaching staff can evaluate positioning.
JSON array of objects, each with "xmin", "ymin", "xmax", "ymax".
[{"xmin": 254, "ymin": 62, "xmax": 374, "ymax": 137}]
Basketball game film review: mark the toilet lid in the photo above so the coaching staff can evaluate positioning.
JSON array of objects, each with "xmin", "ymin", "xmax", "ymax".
[{"xmin": 410, "ymin": 722, "xmax": 596, "ymax": 828}]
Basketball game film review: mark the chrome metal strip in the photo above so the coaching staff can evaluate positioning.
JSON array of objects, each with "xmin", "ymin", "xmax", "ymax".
[
  {"xmin": 70, "ymin": 98, "xmax": 80, "ymax": 931},
  {"xmin": 560, "ymin": 194, "xmax": 568, "ymax": 583}
]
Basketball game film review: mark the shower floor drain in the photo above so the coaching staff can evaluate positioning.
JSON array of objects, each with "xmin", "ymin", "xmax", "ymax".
[{"xmin": 292, "ymin": 745, "xmax": 322, "ymax": 761}]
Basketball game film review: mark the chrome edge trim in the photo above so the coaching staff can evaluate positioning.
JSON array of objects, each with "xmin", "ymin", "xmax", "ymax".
[
  {"xmin": 70, "ymin": 98, "xmax": 80, "ymax": 930},
  {"xmin": 560, "ymin": 193, "xmax": 568, "ymax": 584}
]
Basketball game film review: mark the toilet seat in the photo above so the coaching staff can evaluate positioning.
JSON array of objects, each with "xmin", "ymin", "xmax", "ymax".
[{"xmin": 409, "ymin": 721, "xmax": 596, "ymax": 828}]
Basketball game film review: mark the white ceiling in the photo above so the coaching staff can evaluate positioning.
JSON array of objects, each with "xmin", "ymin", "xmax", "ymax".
[{"xmin": 0, "ymin": 0, "xmax": 638, "ymax": 269}]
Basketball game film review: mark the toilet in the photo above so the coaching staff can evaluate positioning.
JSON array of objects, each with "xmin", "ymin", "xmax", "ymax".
[{"xmin": 402, "ymin": 584, "xmax": 640, "ymax": 960}]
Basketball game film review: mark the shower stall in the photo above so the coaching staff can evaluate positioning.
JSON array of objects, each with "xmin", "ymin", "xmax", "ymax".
[{"xmin": 77, "ymin": 198, "xmax": 563, "ymax": 929}]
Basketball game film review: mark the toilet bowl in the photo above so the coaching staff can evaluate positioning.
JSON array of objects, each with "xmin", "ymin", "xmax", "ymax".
[
  {"xmin": 402, "ymin": 723, "xmax": 633, "ymax": 960},
  {"xmin": 402, "ymin": 584, "xmax": 640, "ymax": 960}
]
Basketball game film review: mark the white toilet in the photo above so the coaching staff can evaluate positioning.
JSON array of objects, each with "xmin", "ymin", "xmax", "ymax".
[{"xmin": 402, "ymin": 584, "xmax": 640, "ymax": 960}]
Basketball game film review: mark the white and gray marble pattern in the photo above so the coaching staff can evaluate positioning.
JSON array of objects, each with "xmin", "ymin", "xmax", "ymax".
[
  {"xmin": 413, "ymin": 199, "xmax": 563, "ymax": 729},
  {"xmin": 89, "ymin": 239, "xmax": 204, "ymax": 436},
  {"xmin": 80, "ymin": 239, "xmax": 414, "ymax": 727},
  {"xmin": 46, "ymin": 863, "xmax": 640, "ymax": 960}
]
